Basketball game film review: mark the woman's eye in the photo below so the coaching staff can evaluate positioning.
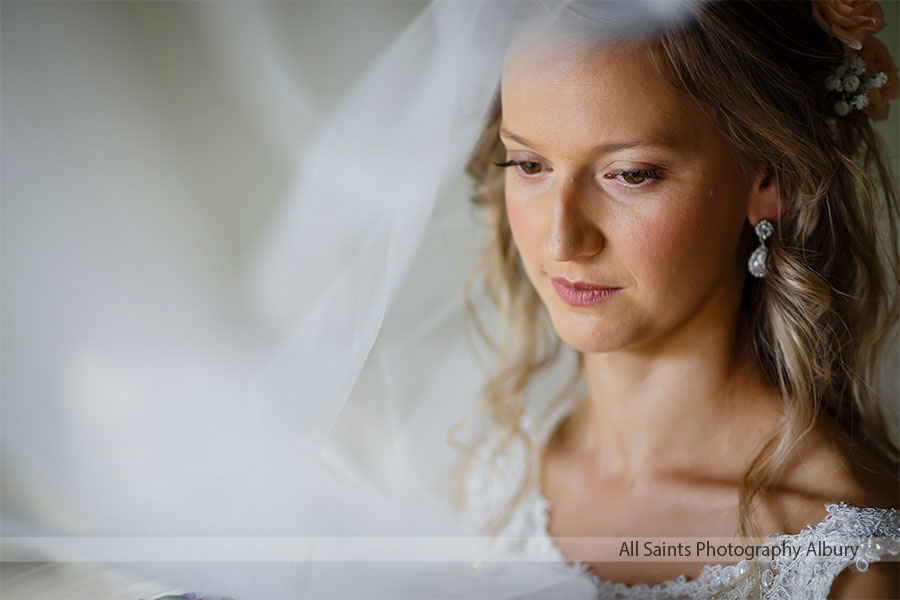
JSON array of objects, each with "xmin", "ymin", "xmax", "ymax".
[
  {"xmin": 606, "ymin": 169, "xmax": 663, "ymax": 187},
  {"xmin": 492, "ymin": 161, "xmax": 661, "ymax": 187},
  {"xmin": 621, "ymin": 171, "xmax": 648, "ymax": 184},
  {"xmin": 493, "ymin": 160, "xmax": 545, "ymax": 177}
]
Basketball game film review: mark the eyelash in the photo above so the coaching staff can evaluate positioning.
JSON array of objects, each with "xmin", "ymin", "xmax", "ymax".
[
  {"xmin": 493, "ymin": 160, "xmax": 544, "ymax": 177},
  {"xmin": 492, "ymin": 160, "xmax": 663, "ymax": 187},
  {"xmin": 605, "ymin": 169, "xmax": 664, "ymax": 186}
]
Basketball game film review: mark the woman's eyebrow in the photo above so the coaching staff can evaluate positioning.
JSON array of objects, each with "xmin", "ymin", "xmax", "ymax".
[{"xmin": 499, "ymin": 127, "xmax": 692, "ymax": 154}]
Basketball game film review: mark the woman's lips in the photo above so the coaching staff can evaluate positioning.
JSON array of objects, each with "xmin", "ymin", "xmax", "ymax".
[{"xmin": 551, "ymin": 277, "xmax": 622, "ymax": 306}]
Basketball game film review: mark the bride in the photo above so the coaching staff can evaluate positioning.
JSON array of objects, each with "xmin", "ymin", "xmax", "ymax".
[{"xmin": 454, "ymin": 0, "xmax": 899, "ymax": 598}]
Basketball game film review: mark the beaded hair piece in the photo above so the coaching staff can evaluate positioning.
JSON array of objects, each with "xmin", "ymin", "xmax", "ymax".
[{"xmin": 825, "ymin": 52, "xmax": 888, "ymax": 116}]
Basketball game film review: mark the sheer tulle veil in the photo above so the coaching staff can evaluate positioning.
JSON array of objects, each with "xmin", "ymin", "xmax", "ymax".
[{"xmin": 3, "ymin": 1, "xmax": 896, "ymax": 598}]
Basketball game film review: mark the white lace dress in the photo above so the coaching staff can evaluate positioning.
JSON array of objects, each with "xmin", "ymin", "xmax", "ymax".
[{"xmin": 459, "ymin": 398, "xmax": 900, "ymax": 599}]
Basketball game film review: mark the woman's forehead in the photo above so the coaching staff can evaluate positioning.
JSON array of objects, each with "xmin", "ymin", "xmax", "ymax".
[{"xmin": 500, "ymin": 43, "xmax": 706, "ymax": 155}]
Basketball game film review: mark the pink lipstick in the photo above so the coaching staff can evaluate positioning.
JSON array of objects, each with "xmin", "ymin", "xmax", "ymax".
[{"xmin": 551, "ymin": 277, "xmax": 622, "ymax": 307}]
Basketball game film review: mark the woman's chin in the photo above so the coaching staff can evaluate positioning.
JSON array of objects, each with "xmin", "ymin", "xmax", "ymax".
[
  {"xmin": 561, "ymin": 336, "xmax": 621, "ymax": 354},
  {"xmin": 550, "ymin": 313, "xmax": 626, "ymax": 354}
]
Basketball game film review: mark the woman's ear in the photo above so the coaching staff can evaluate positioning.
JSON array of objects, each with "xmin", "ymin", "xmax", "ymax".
[{"xmin": 747, "ymin": 165, "xmax": 783, "ymax": 225}]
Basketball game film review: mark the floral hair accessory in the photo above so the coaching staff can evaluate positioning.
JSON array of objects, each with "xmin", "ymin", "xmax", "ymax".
[
  {"xmin": 824, "ymin": 51, "xmax": 886, "ymax": 116},
  {"xmin": 813, "ymin": 0, "xmax": 898, "ymax": 120},
  {"xmin": 811, "ymin": 0, "xmax": 885, "ymax": 50}
]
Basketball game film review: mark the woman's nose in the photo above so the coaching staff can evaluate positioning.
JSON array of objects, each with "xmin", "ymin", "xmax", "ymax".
[{"xmin": 544, "ymin": 178, "xmax": 604, "ymax": 262}]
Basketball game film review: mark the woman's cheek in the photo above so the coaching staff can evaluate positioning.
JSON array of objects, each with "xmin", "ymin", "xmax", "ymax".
[{"xmin": 621, "ymin": 207, "xmax": 698, "ymax": 291}]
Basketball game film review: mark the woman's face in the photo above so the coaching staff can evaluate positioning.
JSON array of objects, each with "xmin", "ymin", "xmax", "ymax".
[{"xmin": 500, "ymin": 42, "xmax": 758, "ymax": 354}]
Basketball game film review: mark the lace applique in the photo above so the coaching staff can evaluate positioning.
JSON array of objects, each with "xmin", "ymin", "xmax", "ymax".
[
  {"xmin": 563, "ymin": 502, "xmax": 900, "ymax": 599},
  {"xmin": 459, "ymin": 402, "xmax": 900, "ymax": 599}
]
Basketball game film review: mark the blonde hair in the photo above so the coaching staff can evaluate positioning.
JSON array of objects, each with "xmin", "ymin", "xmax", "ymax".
[{"xmin": 458, "ymin": 0, "xmax": 899, "ymax": 594}]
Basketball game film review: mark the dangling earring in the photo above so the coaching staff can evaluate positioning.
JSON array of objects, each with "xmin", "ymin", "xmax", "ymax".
[{"xmin": 748, "ymin": 219, "xmax": 774, "ymax": 278}]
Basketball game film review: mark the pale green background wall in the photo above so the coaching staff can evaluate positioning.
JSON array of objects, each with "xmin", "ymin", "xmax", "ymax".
[{"xmin": 880, "ymin": 0, "xmax": 899, "ymax": 174}]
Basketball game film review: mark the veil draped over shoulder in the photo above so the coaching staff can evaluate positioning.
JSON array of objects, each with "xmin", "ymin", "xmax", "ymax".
[{"xmin": 3, "ymin": 1, "xmax": 895, "ymax": 598}]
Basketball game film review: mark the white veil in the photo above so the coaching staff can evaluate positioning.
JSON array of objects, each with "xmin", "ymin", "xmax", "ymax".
[{"xmin": 9, "ymin": 1, "xmax": 895, "ymax": 598}]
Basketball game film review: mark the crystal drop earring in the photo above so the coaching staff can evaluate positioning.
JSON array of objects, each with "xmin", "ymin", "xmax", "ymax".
[{"xmin": 748, "ymin": 219, "xmax": 774, "ymax": 278}]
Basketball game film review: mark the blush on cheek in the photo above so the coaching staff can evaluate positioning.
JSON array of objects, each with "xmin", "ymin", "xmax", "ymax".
[{"xmin": 625, "ymin": 210, "xmax": 702, "ymax": 286}]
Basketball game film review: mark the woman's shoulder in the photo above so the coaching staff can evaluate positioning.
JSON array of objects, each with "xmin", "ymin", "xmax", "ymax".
[
  {"xmin": 764, "ymin": 437, "xmax": 900, "ymax": 532},
  {"xmin": 762, "ymin": 425, "xmax": 899, "ymax": 598},
  {"xmin": 769, "ymin": 415, "xmax": 895, "ymax": 509}
]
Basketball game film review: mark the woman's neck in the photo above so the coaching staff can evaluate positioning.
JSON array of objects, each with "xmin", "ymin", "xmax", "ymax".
[{"xmin": 574, "ymin": 316, "xmax": 784, "ymax": 485}]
